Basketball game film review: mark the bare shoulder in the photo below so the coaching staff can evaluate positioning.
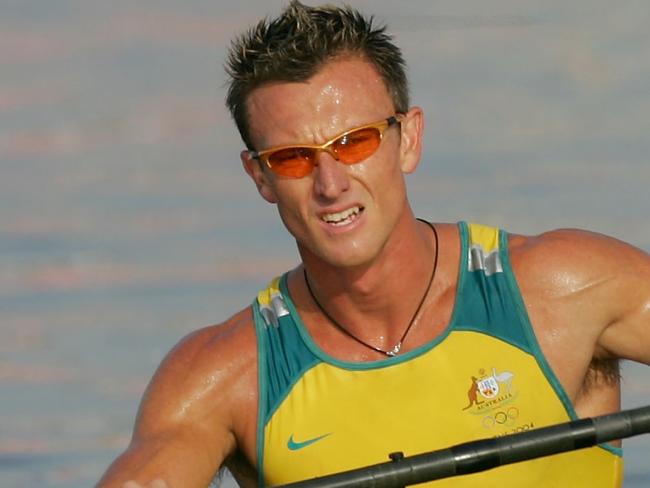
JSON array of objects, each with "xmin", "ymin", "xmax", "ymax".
[
  {"xmin": 508, "ymin": 227, "xmax": 649, "ymax": 277},
  {"xmin": 97, "ymin": 307, "xmax": 259, "ymax": 487},
  {"xmin": 503, "ymin": 228, "xmax": 650, "ymax": 416},
  {"xmin": 508, "ymin": 227, "xmax": 650, "ymax": 363},
  {"xmin": 135, "ymin": 306, "xmax": 258, "ymax": 441},
  {"xmin": 155, "ymin": 306, "xmax": 257, "ymax": 382},
  {"xmin": 148, "ymin": 306, "xmax": 256, "ymax": 385}
]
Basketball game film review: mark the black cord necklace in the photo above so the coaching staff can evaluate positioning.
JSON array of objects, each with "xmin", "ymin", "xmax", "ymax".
[{"xmin": 303, "ymin": 219, "xmax": 439, "ymax": 357}]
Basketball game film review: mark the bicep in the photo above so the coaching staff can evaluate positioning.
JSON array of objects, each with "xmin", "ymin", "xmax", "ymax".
[
  {"xmin": 598, "ymin": 276, "xmax": 650, "ymax": 364},
  {"xmin": 97, "ymin": 327, "xmax": 243, "ymax": 488},
  {"xmin": 596, "ymin": 242, "xmax": 650, "ymax": 365},
  {"xmin": 513, "ymin": 229, "xmax": 650, "ymax": 365}
]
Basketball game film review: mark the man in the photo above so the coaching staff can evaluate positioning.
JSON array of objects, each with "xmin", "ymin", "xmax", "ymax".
[{"xmin": 98, "ymin": 2, "xmax": 650, "ymax": 487}]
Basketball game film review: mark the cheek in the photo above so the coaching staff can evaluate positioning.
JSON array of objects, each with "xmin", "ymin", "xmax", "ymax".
[
  {"xmin": 272, "ymin": 182, "xmax": 311, "ymax": 227},
  {"xmin": 273, "ymin": 180, "xmax": 306, "ymax": 207},
  {"xmin": 352, "ymin": 149, "xmax": 405, "ymax": 192}
]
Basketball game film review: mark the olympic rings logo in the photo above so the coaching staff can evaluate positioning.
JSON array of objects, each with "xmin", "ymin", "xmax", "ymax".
[{"xmin": 482, "ymin": 407, "xmax": 519, "ymax": 428}]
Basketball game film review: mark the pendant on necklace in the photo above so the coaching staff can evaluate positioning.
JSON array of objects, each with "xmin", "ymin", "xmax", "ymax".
[{"xmin": 387, "ymin": 342, "xmax": 402, "ymax": 357}]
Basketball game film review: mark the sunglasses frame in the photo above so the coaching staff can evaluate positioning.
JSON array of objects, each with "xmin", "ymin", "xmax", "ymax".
[{"xmin": 249, "ymin": 113, "xmax": 404, "ymax": 177}]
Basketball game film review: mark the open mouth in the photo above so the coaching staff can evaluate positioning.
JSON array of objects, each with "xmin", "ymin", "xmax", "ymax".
[{"xmin": 321, "ymin": 206, "xmax": 363, "ymax": 227}]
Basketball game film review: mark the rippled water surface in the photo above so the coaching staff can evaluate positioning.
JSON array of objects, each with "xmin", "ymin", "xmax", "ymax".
[{"xmin": 2, "ymin": 1, "xmax": 649, "ymax": 486}]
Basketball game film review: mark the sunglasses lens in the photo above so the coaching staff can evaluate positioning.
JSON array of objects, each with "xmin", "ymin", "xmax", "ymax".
[
  {"xmin": 261, "ymin": 121, "xmax": 390, "ymax": 177},
  {"xmin": 267, "ymin": 147, "xmax": 315, "ymax": 177},
  {"xmin": 335, "ymin": 127, "xmax": 382, "ymax": 164}
]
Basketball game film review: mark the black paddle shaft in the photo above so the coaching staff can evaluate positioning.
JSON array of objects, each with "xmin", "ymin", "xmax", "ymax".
[{"xmin": 274, "ymin": 405, "xmax": 650, "ymax": 488}]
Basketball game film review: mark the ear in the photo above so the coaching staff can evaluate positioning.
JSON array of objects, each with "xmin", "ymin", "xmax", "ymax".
[
  {"xmin": 241, "ymin": 150, "xmax": 278, "ymax": 204},
  {"xmin": 398, "ymin": 107, "xmax": 424, "ymax": 174}
]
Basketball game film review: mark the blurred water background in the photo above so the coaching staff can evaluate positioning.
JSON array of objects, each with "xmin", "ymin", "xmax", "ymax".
[{"xmin": 1, "ymin": 1, "xmax": 648, "ymax": 486}]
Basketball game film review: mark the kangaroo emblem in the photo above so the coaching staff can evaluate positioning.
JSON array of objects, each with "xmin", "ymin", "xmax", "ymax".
[{"xmin": 462, "ymin": 376, "xmax": 484, "ymax": 410}]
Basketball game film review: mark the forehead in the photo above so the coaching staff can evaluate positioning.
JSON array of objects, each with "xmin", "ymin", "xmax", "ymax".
[{"xmin": 245, "ymin": 57, "xmax": 395, "ymax": 146}]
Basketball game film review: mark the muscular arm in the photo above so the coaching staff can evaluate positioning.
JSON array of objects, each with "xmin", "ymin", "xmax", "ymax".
[
  {"xmin": 511, "ymin": 229, "xmax": 650, "ymax": 410},
  {"xmin": 96, "ymin": 309, "xmax": 258, "ymax": 488},
  {"xmin": 593, "ymin": 237, "xmax": 650, "ymax": 364}
]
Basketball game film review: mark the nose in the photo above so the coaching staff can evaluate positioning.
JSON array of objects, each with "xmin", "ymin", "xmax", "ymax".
[{"xmin": 312, "ymin": 150, "xmax": 350, "ymax": 200}]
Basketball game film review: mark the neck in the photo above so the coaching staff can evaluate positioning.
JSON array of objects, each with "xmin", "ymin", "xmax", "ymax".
[{"xmin": 296, "ymin": 213, "xmax": 438, "ymax": 345}]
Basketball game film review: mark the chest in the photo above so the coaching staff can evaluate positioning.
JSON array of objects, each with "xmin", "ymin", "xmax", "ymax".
[{"xmin": 260, "ymin": 331, "xmax": 573, "ymax": 486}]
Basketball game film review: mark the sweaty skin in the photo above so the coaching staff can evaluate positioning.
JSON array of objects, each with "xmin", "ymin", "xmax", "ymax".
[
  {"xmin": 243, "ymin": 58, "xmax": 422, "ymax": 270},
  {"xmin": 97, "ymin": 57, "xmax": 650, "ymax": 488}
]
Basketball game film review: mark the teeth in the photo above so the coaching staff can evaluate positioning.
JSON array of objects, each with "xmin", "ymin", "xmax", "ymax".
[{"xmin": 322, "ymin": 206, "xmax": 361, "ymax": 226}]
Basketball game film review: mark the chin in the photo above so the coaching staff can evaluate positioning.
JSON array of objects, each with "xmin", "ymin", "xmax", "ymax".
[
  {"xmin": 302, "ymin": 235, "xmax": 382, "ymax": 269},
  {"xmin": 286, "ymin": 210, "xmax": 390, "ymax": 268},
  {"xmin": 321, "ymin": 252, "xmax": 372, "ymax": 268}
]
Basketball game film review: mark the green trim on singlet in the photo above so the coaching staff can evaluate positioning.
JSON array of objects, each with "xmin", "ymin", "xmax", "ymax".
[
  {"xmin": 601, "ymin": 443, "xmax": 624, "ymax": 456},
  {"xmin": 253, "ymin": 303, "xmax": 268, "ymax": 488},
  {"xmin": 254, "ymin": 297, "xmax": 322, "ymax": 486},
  {"xmin": 497, "ymin": 229, "xmax": 622, "ymax": 456},
  {"xmin": 498, "ymin": 228, "xmax": 576, "ymax": 419},
  {"xmin": 452, "ymin": 222, "xmax": 532, "ymax": 352},
  {"xmin": 279, "ymin": 274, "xmax": 457, "ymax": 371},
  {"xmin": 255, "ymin": 292, "xmax": 320, "ymax": 423}
]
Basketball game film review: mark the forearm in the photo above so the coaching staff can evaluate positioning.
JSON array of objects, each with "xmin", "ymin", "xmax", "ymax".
[{"xmin": 97, "ymin": 436, "xmax": 221, "ymax": 488}]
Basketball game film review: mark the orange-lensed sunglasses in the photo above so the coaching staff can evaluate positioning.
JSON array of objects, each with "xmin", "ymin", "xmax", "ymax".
[{"xmin": 249, "ymin": 114, "xmax": 404, "ymax": 178}]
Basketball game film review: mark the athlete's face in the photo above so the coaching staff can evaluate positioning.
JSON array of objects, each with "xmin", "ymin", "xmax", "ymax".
[{"xmin": 241, "ymin": 57, "xmax": 423, "ymax": 268}]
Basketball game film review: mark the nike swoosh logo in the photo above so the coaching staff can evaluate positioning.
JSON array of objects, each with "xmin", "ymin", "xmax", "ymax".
[{"xmin": 287, "ymin": 433, "xmax": 331, "ymax": 451}]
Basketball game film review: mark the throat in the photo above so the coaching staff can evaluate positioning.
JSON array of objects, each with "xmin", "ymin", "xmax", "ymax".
[{"xmin": 303, "ymin": 220, "xmax": 439, "ymax": 358}]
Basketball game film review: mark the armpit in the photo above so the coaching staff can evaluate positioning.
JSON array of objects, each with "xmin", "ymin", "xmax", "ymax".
[
  {"xmin": 224, "ymin": 450, "xmax": 258, "ymax": 488},
  {"xmin": 581, "ymin": 358, "xmax": 620, "ymax": 393}
]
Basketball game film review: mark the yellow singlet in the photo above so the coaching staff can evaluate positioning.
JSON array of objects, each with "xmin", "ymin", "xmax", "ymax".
[{"xmin": 252, "ymin": 222, "xmax": 623, "ymax": 487}]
